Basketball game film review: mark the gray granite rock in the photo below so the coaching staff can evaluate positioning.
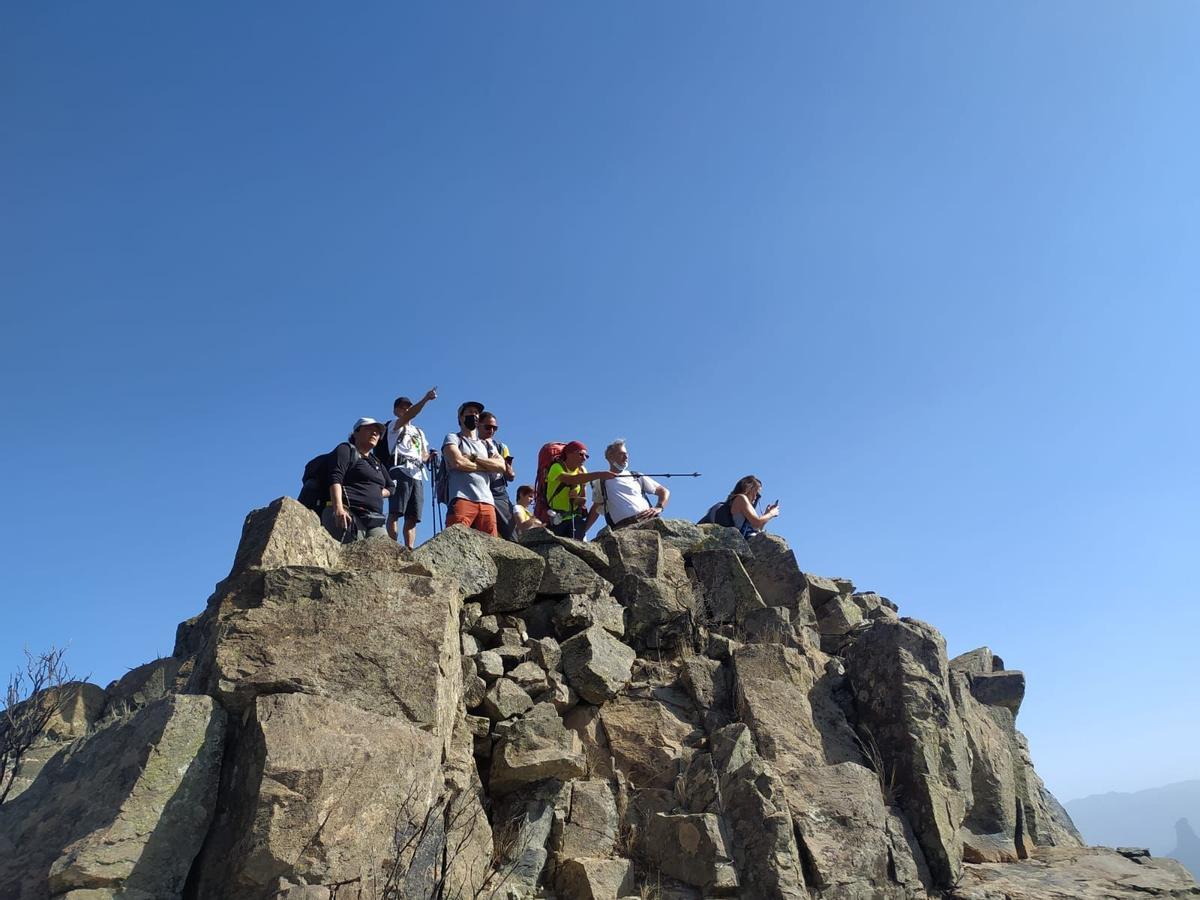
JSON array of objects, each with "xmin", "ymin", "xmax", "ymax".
[
  {"xmin": 561, "ymin": 626, "xmax": 636, "ymax": 704},
  {"xmin": 0, "ymin": 695, "xmax": 225, "ymax": 900}
]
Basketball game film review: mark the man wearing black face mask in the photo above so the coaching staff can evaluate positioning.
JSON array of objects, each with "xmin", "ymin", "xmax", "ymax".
[{"xmin": 442, "ymin": 400, "xmax": 507, "ymax": 536}]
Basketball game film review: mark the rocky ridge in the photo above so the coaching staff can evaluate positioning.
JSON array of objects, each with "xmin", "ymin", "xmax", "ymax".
[{"xmin": 1, "ymin": 496, "xmax": 1196, "ymax": 899}]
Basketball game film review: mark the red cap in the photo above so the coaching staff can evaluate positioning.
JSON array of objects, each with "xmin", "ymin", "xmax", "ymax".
[{"xmin": 563, "ymin": 440, "xmax": 588, "ymax": 455}]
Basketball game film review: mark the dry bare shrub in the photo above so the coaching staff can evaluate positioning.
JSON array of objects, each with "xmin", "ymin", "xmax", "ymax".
[{"xmin": 0, "ymin": 646, "xmax": 73, "ymax": 804}]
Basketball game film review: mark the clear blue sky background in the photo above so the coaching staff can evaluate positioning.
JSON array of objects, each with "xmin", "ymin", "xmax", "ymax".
[{"xmin": 2, "ymin": 3, "xmax": 1196, "ymax": 805}]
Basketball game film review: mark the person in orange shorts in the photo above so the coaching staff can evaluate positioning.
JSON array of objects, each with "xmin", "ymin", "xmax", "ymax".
[{"xmin": 441, "ymin": 401, "xmax": 508, "ymax": 536}]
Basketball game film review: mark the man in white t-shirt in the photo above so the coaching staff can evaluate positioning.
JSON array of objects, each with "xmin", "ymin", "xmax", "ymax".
[
  {"xmin": 375, "ymin": 388, "xmax": 437, "ymax": 548},
  {"xmin": 588, "ymin": 438, "xmax": 669, "ymax": 531}
]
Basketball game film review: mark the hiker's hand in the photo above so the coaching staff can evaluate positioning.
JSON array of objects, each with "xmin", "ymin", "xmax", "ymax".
[
  {"xmin": 637, "ymin": 507, "xmax": 661, "ymax": 521},
  {"xmin": 424, "ymin": 387, "xmax": 437, "ymax": 402},
  {"xmin": 766, "ymin": 502, "xmax": 780, "ymax": 518},
  {"xmin": 334, "ymin": 507, "xmax": 352, "ymax": 529}
]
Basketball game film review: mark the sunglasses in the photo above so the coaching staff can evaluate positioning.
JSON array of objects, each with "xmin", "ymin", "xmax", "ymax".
[{"xmin": 481, "ymin": 423, "xmax": 498, "ymax": 431}]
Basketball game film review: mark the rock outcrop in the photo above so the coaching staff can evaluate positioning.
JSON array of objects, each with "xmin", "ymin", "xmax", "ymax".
[{"xmin": 1, "ymin": 496, "xmax": 1196, "ymax": 900}]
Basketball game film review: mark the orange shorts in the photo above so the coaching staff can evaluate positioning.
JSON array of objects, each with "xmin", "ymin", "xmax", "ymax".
[{"xmin": 446, "ymin": 499, "xmax": 498, "ymax": 537}]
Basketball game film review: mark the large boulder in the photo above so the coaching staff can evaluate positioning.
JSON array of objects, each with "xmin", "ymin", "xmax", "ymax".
[
  {"xmin": 970, "ymin": 670, "xmax": 1026, "ymax": 713},
  {"xmin": 688, "ymin": 549, "xmax": 767, "ymax": 626},
  {"xmin": 641, "ymin": 517, "xmax": 708, "ymax": 554},
  {"xmin": 482, "ymin": 678, "xmax": 535, "ymax": 722},
  {"xmin": 598, "ymin": 527, "xmax": 665, "ymax": 582},
  {"xmin": 553, "ymin": 857, "xmax": 635, "ymax": 900},
  {"xmin": 680, "ymin": 655, "xmax": 734, "ymax": 734},
  {"xmin": 413, "ymin": 523, "xmax": 545, "ymax": 611},
  {"xmin": 441, "ymin": 717, "xmax": 495, "ymax": 900},
  {"xmin": 782, "ymin": 761, "xmax": 931, "ymax": 898},
  {"xmin": 0, "ymin": 695, "xmax": 225, "ymax": 900},
  {"xmin": 490, "ymin": 704, "xmax": 587, "ymax": 795},
  {"xmin": 611, "ymin": 574, "xmax": 693, "ymax": 650},
  {"xmin": 732, "ymin": 644, "xmax": 861, "ymax": 777},
  {"xmin": 104, "ymin": 657, "xmax": 185, "ymax": 717},
  {"xmin": 563, "ymin": 705, "xmax": 617, "ymax": 783},
  {"xmin": 644, "ymin": 813, "xmax": 739, "ymax": 894},
  {"xmin": 190, "ymin": 565, "xmax": 462, "ymax": 750},
  {"xmin": 743, "ymin": 533, "xmax": 817, "ymax": 626},
  {"xmin": 552, "ymin": 779, "xmax": 619, "ymax": 859},
  {"xmin": 685, "ymin": 724, "xmax": 810, "ymax": 899},
  {"xmin": 488, "ymin": 782, "xmax": 564, "ymax": 897},
  {"xmin": 948, "ymin": 649, "xmax": 1083, "ymax": 861},
  {"xmin": 599, "ymin": 529, "xmax": 695, "ymax": 649},
  {"xmin": 950, "ymin": 668, "xmax": 1023, "ymax": 864},
  {"xmin": 534, "ymin": 544, "xmax": 613, "ymax": 596},
  {"xmin": 190, "ymin": 692, "xmax": 442, "ymax": 898},
  {"xmin": 228, "ymin": 496, "xmax": 342, "ymax": 575},
  {"xmin": 599, "ymin": 696, "xmax": 699, "ymax": 792},
  {"xmin": 692, "ymin": 523, "xmax": 756, "ymax": 559},
  {"xmin": 518, "ymin": 527, "xmax": 611, "ymax": 575},
  {"xmin": 560, "ymin": 627, "xmax": 635, "ymax": 704},
  {"xmin": 554, "ymin": 591, "xmax": 627, "ymax": 639},
  {"xmin": 949, "ymin": 846, "xmax": 1200, "ymax": 899},
  {"xmin": 844, "ymin": 618, "xmax": 972, "ymax": 887}
]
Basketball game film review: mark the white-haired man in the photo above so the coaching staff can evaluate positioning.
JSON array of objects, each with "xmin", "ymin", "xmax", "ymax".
[{"xmin": 587, "ymin": 439, "xmax": 669, "ymax": 532}]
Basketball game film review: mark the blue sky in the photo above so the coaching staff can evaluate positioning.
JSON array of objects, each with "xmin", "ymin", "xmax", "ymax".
[{"xmin": 2, "ymin": 3, "xmax": 1196, "ymax": 803}]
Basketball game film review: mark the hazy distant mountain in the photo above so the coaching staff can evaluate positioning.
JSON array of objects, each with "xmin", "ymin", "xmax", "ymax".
[
  {"xmin": 1066, "ymin": 780, "xmax": 1200, "ymax": 875},
  {"xmin": 1169, "ymin": 818, "xmax": 1200, "ymax": 879}
]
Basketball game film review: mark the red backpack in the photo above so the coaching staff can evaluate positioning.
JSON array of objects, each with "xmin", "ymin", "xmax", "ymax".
[{"xmin": 534, "ymin": 442, "xmax": 567, "ymax": 523}]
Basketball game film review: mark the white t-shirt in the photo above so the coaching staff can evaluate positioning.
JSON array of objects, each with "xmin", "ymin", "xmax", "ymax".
[
  {"xmin": 386, "ymin": 422, "xmax": 428, "ymax": 481},
  {"xmin": 593, "ymin": 469, "xmax": 663, "ymax": 524}
]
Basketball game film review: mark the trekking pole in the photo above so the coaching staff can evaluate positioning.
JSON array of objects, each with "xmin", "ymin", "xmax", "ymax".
[
  {"xmin": 612, "ymin": 472, "xmax": 702, "ymax": 479},
  {"xmin": 429, "ymin": 460, "xmax": 441, "ymax": 534}
]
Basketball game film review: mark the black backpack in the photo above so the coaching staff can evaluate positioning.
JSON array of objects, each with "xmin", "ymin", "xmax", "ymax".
[
  {"xmin": 434, "ymin": 435, "xmax": 466, "ymax": 507},
  {"xmin": 298, "ymin": 442, "xmax": 358, "ymax": 512},
  {"xmin": 697, "ymin": 499, "xmax": 736, "ymax": 528}
]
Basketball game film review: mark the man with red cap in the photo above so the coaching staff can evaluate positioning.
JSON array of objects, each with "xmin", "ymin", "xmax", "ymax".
[{"xmin": 544, "ymin": 441, "xmax": 616, "ymax": 540}]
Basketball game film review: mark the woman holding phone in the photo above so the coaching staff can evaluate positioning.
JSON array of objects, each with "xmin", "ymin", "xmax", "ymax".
[{"xmin": 727, "ymin": 475, "xmax": 780, "ymax": 538}]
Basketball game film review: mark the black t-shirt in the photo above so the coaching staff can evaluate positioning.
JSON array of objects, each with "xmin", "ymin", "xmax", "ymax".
[{"xmin": 329, "ymin": 443, "xmax": 392, "ymax": 514}]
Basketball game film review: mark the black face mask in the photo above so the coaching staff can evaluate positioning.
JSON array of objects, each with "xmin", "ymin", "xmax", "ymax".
[{"xmin": 463, "ymin": 414, "xmax": 478, "ymax": 430}]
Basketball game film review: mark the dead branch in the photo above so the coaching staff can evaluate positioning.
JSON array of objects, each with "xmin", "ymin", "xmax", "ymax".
[{"xmin": 0, "ymin": 646, "xmax": 74, "ymax": 804}]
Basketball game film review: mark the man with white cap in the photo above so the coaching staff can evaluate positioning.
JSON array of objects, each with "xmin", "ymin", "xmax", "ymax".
[{"xmin": 323, "ymin": 417, "xmax": 394, "ymax": 542}]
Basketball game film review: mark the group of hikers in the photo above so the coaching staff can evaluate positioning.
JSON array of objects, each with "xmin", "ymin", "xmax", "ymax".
[{"xmin": 299, "ymin": 388, "xmax": 782, "ymax": 549}]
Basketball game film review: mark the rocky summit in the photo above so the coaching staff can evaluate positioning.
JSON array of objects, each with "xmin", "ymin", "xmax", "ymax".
[{"xmin": 1, "ymin": 497, "xmax": 1197, "ymax": 900}]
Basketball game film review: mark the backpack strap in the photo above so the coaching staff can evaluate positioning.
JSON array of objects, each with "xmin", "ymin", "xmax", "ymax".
[{"xmin": 598, "ymin": 478, "xmax": 615, "ymax": 529}]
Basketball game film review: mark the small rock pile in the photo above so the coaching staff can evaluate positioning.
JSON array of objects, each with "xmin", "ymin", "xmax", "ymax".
[{"xmin": 0, "ymin": 497, "xmax": 1196, "ymax": 900}]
